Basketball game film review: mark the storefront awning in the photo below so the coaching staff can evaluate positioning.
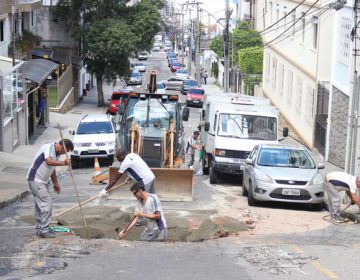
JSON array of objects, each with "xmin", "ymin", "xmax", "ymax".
[
  {"xmin": 23, "ymin": 59, "xmax": 58, "ymax": 84},
  {"xmin": 32, "ymin": 48, "xmax": 81, "ymax": 65}
]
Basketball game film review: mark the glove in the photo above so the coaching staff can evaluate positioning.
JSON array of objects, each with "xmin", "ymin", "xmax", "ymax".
[{"xmin": 99, "ymin": 188, "xmax": 108, "ymax": 198}]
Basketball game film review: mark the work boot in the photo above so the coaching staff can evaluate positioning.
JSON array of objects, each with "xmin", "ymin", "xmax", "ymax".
[
  {"xmin": 38, "ymin": 231, "xmax": 56, "ymax": 238},
  {"xmin": 331, "ymin": 216, "xmax": 349, "ymax": 223}
]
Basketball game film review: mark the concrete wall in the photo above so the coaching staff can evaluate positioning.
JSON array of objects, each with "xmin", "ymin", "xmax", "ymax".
[
  {"xmin": 328, "ymin": 86, "xmax": 348, "ymax": 168},
  {"xmin": 36, "ymin": 7, "xmax": 75, "ymax": 48}
]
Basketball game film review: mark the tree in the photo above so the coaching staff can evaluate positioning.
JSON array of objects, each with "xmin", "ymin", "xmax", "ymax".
[{"xmin": 53, "ymin": 0, "xmax": 163, "ymax": 106}]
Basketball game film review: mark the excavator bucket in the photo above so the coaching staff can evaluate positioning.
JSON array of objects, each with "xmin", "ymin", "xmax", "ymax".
[{"xmin": 107, "ymin": 167, "xmax": 194, "ymax": 202}]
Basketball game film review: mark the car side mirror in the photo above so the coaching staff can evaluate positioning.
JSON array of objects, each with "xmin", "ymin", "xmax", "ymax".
[
  {"xmin": 317, "ymin": 162, "xmax": 325, "ymax": 169},
  {"xmin": 69, "ymin": 130, "xmax": 75, "ymax": 135},
  {"xmin": 182, "ymin": 107, "xmax": 190, "ymax": 121},
  {"xmin": 245, "ymin": 158, "xmax": 254, "ymax": 165},
  {"xmin": 204, "ymin": 122, "xmax": 210, "ymax": 132},
  {"xmin": 283, "ymin": 127, "xmax": 289, "ymax": 137}
]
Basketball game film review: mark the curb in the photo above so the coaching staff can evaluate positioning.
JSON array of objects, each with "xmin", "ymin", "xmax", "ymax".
[{"xmin": 0, "ymin": 190, "xmax": 30, "ymax": 209}]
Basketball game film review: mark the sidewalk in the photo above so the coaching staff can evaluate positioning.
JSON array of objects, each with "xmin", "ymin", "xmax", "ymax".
[{"xmin": 0, "ymin": 80, "xmax": 114, "ymax": 209}]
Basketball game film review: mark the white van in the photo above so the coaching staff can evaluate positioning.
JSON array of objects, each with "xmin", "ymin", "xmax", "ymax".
[{"xmin": 201, "ymin": 94, "xmax": 287, "ymax": 184}]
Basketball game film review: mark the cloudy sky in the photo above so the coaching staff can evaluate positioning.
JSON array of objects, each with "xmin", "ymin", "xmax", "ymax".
[{"xmin": 176, "ymin": 0, "xmax": 237, "ymax": 24}]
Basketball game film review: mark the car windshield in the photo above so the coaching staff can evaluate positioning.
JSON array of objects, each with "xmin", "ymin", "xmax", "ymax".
[
  {"xmin": 77, "ymin": 121, "xmax": 114, "ymax": 134},
  {"xmin": 257, "ymin": 148, "xmax": 316, "ymax": 169},
  {"xmin": 130, "ymin": 72, "xmax": 140, "ymax": 77},
  {"xmin": 217, "ymin": 113, "xmax": 277, "ymax": 140},
  {"xmin": 177, "ymin": 70, "xmax": 187, "ymax": 74},
  {"xmin": 189, "ymin": 89, "xmax": 204, "ymax": 95},
  {"xmin": 157, "ymin": 83, "xmax": 165, "ymax": 89},
  {"xmin": 184, "ymin": 80, "xmax": 199, "ymax": 87},
  {"xmin": 135, "ymin": 63, "xmax": 144, "ymax": 66},
  {"xmin": 127, "ymin": 99, "xmax": 176, "ymax": 130},
  {"xmin": 111, "ymin": 93, "xmax": 127, "ymax": 100}
]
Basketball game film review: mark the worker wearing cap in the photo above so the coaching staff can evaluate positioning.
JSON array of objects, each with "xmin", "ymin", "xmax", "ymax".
[
  {"xmin": 99, "ymin": 149, "xmax": 155, "ymax": 197},
  {"xmin": 27, "ymin": 139, "xmax": 73, "ymax": 238},
  {"xmin": 118, "ymin": 183, "xmax": 167, "ymax": 241},
  {"xmin": 324, "ymin": 171, "xmax": 360, "ymax": 223}
]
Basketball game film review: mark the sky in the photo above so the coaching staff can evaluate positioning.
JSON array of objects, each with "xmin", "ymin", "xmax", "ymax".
[{"xmin": 175, "ymin": 0, "xmax": 237, "ymax": 24}]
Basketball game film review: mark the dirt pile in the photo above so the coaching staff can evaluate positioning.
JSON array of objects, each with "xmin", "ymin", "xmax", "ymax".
[{"xmin": 54, "ymin": 206, "xmax": 248, "ymax": 241}]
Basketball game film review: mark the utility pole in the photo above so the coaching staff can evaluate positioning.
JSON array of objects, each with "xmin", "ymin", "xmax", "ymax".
[
  {"xmin": 224, "ymin": 0, "xmax": 231, "ymax": 93},
  {"xmin": 188, "ymin": 8, "xmax": 192, "ymax": 75},
  {"xmin": 12, "ymin": 6, "xmax": 16, "ymax": 66},
  {"xmin": 181, "ymin": 12, "xmax": 185, "ymax": 64},
  {"xmin": 195, "ymin": 5, "xmax": 201, "ymax": 84}
]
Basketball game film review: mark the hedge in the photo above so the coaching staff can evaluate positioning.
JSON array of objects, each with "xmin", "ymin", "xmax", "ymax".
[{"xmin": 238, "ymin": 47, "xmax": 263, "ymax": 74}]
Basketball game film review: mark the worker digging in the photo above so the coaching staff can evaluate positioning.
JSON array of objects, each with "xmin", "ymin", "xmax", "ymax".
[
  {"xmin": 324, "ymin": 171, "xmax": 360, "ymax": 223},
  {"xmin": 118, "ymin": 184, "xmax": 168, "ymax": 241},
  {"xmin": 26, "ymin": 139, "xmax": 74, "ymax": 238}
]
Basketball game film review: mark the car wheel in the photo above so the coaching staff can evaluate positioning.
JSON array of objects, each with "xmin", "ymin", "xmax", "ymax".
[
  {"xmin": 209, "ymin": 166, "xmax": 219, "ymax": 184},
  {"xmin": 247, "ymin": 181, "xmax": 257, "ymax": 206},
  {"xmin": 202, "ymin": 156, "xmax": 209, "ymax": 175},
  {"xmin": 242, "ymin": 178, "xmax": 248, "ymax": 197},
  {"xmin": 71, "ymin": 158, "xmax": 79, "ymax": 169}
]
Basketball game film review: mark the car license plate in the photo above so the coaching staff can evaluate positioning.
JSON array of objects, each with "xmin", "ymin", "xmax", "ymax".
[
  {"xmin": 231, "ymin": 158, "xmax": 240, "ymax": 163},
  {"xmin": 193, "ymin": 100, "xmax": 199, "ymax": 103},
  {"xmin": 88, "ymin": 149, "xmax": 99, "ymax": 154},
  {"xmin": 282, "ymin": 189, "xmax": 301, "ymax": 196}
]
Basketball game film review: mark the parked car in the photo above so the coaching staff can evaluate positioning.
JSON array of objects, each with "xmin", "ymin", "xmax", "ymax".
[
  {"xmin": 126, "ymin": 71, "xmax": 142, "ymax": 85},
  {"xmin": 138, "ymin": 51, "xmax": 148, "ymax": 60},
  {"xmin": 181, "ymin": 79, "xmax": 200, "ymax": 95},
  {"xmin": 161, "ymin": 77, "xmax": 184, "ymax": 91},
  {"xmin": 156, "ymin": 82, "xmax": 166, "ymax": 94},
  {"xmin": 186, "ymin": 87, "xmax": 205, "ymax": 107},
  {"xmin": 134, "ymin": 62, "xmax": 146, "ymax": 72},
  {"xmin": 107, "ymin": 88, "xmax": 133, "ymax": 115},
  {"xmin": 243, "ymin": 144, "xmax": 325, "ymax": 209},
  {"xmin": 170, "ymin": 62, "xmax": 183, "ymax": 73},
  {"xmin": 175, "ymin": 69, "xmax": 190, "ymax": 79},
  {"xmin": 70, "ymin": 114, "xmax": 116, "ymax": 168}
]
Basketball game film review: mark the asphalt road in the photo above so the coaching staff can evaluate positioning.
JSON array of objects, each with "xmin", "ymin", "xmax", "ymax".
[{"xmin": 1, "ymin": 51, "xmax": 360, "ymax": 280}]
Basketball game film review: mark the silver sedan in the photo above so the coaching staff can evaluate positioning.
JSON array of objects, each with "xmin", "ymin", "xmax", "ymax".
[
  {"xmin": 161, "ymin": 77, "xmax": 184, "ymax": 91},
  {"xmin": 243, "ymin": 144, "xmax": 325, "ymax": 209}
]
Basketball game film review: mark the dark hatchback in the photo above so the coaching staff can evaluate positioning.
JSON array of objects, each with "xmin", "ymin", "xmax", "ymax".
[{"xmin": 181, "ymin": 79, "xmax": 200, "ymax": 95}]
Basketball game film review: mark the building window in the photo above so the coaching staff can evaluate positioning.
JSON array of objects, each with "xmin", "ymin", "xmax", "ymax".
[
  {"xmin": 272, "ymin": 57, "xmax": 277, "ymax": 88},
  {"xmin": 301, "ymin": 12, "xmax": 306, "ymax": 43},
  {"xmin": 312, "ymin": 16, "xmax": 318, "ymax": 49},
  {"xmin": 292, "ymin": 11, "xmax": 296, "ymax": 37},
  {"xmin": 338, "ymin": 17, "xmax": 352, "ymax": 65},
  {"xmin": 276, "ymin": 4, "xmax": 280, "ymax": 31},
  {"xmin": 31, "ymin": 11, "xmax": 35, "ymax": 27},
  {"xmin": 269, "ymin": 2, "xmax": 273, "ymax": 25},
  {"xmin": 283, "ymin": 7, "xmax": 287, "ymax": 30},
  {"xmin": 279, "ymin": 63, "xmax": 284, "ymax": 96},
  {"xmin": 286, "ymin": 70, "xmax": 293, "ymax": 105},
  {"xmin": 2, "ymin": 72, "xmax": 20, "ymax": 122},
  {"xmin": 305, "ymin": 85, "xmax": 315, "ymax": 123},
  {"xmin": 265, "ymin": 53, "xmax": 271, "ymax": 82},
  {"xmin": 0, "ymin": 20, "xmax": 4, "ymax": 42},
  {"xmin": 295, "ymin": 77, "xmax": 302, "ymax": 113}
]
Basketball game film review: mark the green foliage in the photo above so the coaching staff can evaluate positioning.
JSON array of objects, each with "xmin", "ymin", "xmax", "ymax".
[
  {"xmin": 210, "ymin": 35, "xmax": 223, "ymax": 58},
  {"xmin": 52, "ymin": 0, "xmax": 163, "ymax": 106},
  {"xmin": 9, "ymin": 30, "xmax": 41, "ymax": 53},
  {"xmin": 238, "ymin": 47, "xmax": 263, "ymax": 74}
]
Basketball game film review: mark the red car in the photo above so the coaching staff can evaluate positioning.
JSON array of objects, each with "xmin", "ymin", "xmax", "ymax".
[
  {"xmin": 170, "ymin": 62, "xmax": 183, "ymax": 73},
  {"xmin": 186, "ymin": 87, "xmax": 205, "ymax": 107},
  {"xmin": 108, "ymin": 89, "xmax": 132, "ymax": 115}
]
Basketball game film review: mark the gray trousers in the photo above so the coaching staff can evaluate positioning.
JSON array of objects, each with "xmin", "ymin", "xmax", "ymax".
[
  {"xmin": 185, "ymin": 153, "xmax": 195, "ymax": 167},
  {"xmin": 28, "ymin": 181, "xmax": 52, "ymax": 234},
  {"xmin": 324, "ymin": 181, "xmax": 341, "ymax": 218}
]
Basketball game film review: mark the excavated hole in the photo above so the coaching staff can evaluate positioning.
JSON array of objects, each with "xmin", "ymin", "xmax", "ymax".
[{"xmin": 53, "ymin": 206, "xmax": 248, "ymax": 242}]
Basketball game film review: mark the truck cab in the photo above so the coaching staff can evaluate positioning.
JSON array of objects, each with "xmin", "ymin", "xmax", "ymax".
[{"xmin": 201, "ymin": 94, "xmax": 286, "ymax": 184}]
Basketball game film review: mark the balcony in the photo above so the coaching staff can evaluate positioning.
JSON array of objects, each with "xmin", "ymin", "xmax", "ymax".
[{"xmin": 11, "ymin": 0, "xmax": 42, "ymax": 12}]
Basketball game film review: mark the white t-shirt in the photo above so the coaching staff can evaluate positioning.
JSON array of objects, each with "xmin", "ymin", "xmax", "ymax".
[
  {"xmin": 27, "ymin": 143, "xmax": 59, "ymax": 184},
  {"xmin": 186, "ymin": 135, "xmax": 200, "ymax": 154},
  {"xmin": 135, "ymin": 193, "xmax": 167, "ymax": 231},
  {"xmin": 326, "ymin": 171, "xmax": 358, "ymax": 193},
  {"xmin": 119, "ymin": 153, "xmax": 155, "ymax": 186}
]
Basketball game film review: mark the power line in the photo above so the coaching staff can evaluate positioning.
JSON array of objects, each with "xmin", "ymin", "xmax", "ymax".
[{"xmin": 264, "ymin": 0, "xmax": 320, "ymax": 47}]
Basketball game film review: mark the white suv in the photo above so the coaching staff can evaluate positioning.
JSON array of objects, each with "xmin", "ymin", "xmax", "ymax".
[{"xmin": 70, "ymin": 114, "xmax": 116, "ymax": 168}]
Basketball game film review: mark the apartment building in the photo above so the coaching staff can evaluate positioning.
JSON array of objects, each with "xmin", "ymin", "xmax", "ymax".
[{"xmin": 256, "ymin": 0, "xmax": 352, "ymax": 169}]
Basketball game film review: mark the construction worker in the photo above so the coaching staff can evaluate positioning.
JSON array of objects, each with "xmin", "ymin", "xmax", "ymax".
[
  {"xmin": 185, "ymin": 130, "xmax": 201, "ymax": 168},
  {"xmin": 324, "ymin": 171, "xmax": 360, "ymax": 223},
  {"xmin": 118, "ymin": 183, "xmax": 168, "ymax": 241},
  {"xmin": 27, "ymin": 139, "xmax": 73, "ymax": 238},
  {"xmin": 99, "ymin": 149, "xmax": 155, "ymax": 197}
]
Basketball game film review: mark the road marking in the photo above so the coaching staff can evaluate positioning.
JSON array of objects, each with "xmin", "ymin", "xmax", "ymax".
[
  {"xmin": 291, "ymin": 245, "xmax": 338, "ymax": 279},
  {"xmin": 311, "ymin": 261, "xmax": 338, "ymax": 279}
]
